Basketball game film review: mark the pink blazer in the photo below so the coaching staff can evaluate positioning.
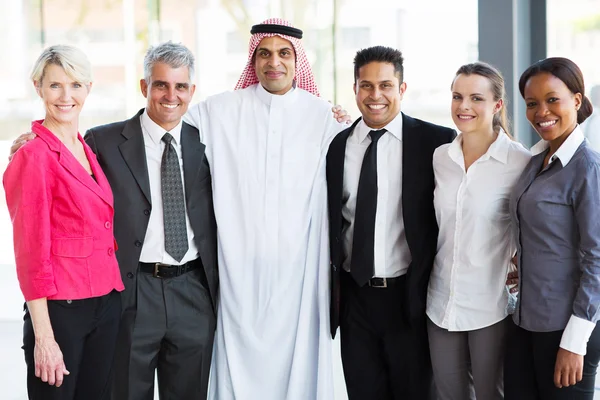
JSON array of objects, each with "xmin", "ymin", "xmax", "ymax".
[{"xmin": 3, "ymin": 120, "xmax": 124, "ymax": 301}]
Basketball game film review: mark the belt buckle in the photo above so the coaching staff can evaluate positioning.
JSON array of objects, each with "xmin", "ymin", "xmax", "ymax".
[
  {"xmin": 153, "ymin": 263, "xmax": 170, "ymax": 278},
  {"xmin": 369, "ymin": 277, "xmax": 387, "ymax": 288}
]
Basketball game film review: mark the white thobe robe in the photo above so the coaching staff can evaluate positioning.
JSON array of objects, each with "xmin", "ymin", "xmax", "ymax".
[{"xmin": 185, "ymin": 83, "xmax": 342, "ymax": 399}]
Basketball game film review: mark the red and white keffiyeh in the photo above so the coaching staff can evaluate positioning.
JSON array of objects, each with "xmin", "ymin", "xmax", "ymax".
[{"xmin": 234, "ymin": 18, "xmax": 320, "ymax": 97}]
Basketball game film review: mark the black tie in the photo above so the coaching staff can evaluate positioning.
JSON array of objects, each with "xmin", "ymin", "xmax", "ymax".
[
  {"xmin": 161, "ymin": 132, "xmax": 189, "ymax": 262},
  {"xmin": 350, "ymin": 129, "xmax": 386, "ymax": 286}
]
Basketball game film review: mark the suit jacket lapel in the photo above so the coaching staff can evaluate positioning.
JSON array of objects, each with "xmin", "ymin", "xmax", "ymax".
[
  {"xmin": 118, "ymin": 109, "xmax": 152, "ymax": 204},
  {"xmin": 401, "ymin": 113, "xmax": 419, "ymax": 238},
  {"xmin": 181, "ymin": 122, "xmax": 204, "ymax": 206},
  {"xmin": 328, "ymin": 118, "xmax": 361, "ymax": 236}
]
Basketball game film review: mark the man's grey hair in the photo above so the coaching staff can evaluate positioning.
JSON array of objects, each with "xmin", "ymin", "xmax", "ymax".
[{"xmin": 143, "ymin": 41, "xmax": 195, "ymax": 82}]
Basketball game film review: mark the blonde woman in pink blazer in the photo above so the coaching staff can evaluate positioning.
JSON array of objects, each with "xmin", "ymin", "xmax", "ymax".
[{"xmin": 3, "ymin": 45, "xmax": 124, "ymax": 400}]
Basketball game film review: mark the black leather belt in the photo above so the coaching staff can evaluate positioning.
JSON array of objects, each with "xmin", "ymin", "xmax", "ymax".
[
  {"xmin": 139, "ymin": 259, "xmax": 200, "ymax": 279},
  {"xmin": 367, "ymin": 276, "xmax": 404, "ymax": 288}
]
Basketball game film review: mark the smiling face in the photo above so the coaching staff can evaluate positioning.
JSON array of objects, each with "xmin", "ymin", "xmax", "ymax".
[
  {"xmin": 451, "ymin": 73, "xmax": 502, "ymax": 135},
  {"xmin": 254, "ymin": 36, "xmax": 296, "ymax": 95},
  {"xmin": 354, "ymin": 61, "xmax": 405, "ymax": 129},
  {"xmin": 523, "ymin": 72, "xmax": 581, "ymax": 142},
  {"xmin": 140, "ymin": 61, "xmax": 195, "ymax": 131},
  {"xmin": 35, "ymin": 64, "xmax": 90, "ymax": 125}
]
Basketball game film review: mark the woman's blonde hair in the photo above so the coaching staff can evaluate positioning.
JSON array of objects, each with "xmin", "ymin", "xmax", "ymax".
[{"xmin": 30, "ymin": 45, "xmax": 92, "ymax": 87}]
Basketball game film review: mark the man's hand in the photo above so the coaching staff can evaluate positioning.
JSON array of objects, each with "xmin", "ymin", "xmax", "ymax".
[
  {"xmin": 554, "ymin": 348, "xmax": 583, "ymax": 388},
  {"xmin": 34, "ymin": 336, "xmax": 70, "ymax": 387},
  {"xmin": 9, "ymin": 133, "xmax": 36, "ymax": 161},
  {"xmin": 331, "ymin": 105, "xmax": 352, "ymax": 124}
]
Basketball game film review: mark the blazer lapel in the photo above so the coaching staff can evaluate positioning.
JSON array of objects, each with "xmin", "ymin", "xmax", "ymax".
[
  {"xmin": 118, "ymin": 109, "xmax": 152, "ymax": 204},
  {"xmin": 180, "ymin": 122, "xmax": 204, "ymax": 206},
  {"xmin": 83, "ymin": 142, "xmax": 113, "ymax": 206},
  {"xmin": 57, "ymin": 138, "xmax": 113, "ymax": 207}
]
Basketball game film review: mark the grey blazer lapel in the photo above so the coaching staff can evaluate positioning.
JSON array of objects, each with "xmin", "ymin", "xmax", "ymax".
[
  {"xmin": 181, "ymin": 122, "xmax": 205, "ymax": 206},
  {"xmin": 118, "ymin": 109, "xmax": 152, "ymax": 204}
]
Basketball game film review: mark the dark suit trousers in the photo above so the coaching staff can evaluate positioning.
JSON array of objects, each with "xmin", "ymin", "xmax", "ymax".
[
  {"xmin": 112, "ymin": 262, "xmax": 215, "ymax": 400},
  {"xmin": 23, "ymin": 290, "xmax": 121, "ymax": 400},
  {"xmin": 340, "ymin": 271, "xmax": 434, "ymax": 400},
  {"xmin": 505, "ymin": 319, "xmax": 600, "ymax": 400}
]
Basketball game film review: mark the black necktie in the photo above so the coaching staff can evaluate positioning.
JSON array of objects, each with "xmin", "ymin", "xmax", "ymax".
[
  {"xmin": 350, "ymin": 129, "xmax": 386, "ymax": 286},
  {"xmin": 161, "ymin": 132, "xmax": 189, "ymax": 262}
]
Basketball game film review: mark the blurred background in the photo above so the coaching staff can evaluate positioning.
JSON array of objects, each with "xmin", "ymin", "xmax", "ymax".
[{"xmin": 1, "ymin": 0, "xmax": 600, "ymax": 398}]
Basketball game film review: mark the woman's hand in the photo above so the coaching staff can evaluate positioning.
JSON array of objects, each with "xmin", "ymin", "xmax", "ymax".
[
  {"xmin": 506, "ymin": 255, "xmax": 519, "ymax": 294},
  {"xmin": 506, "ymin": 271, "xmax": 519, "ymax": 294},
  {"xmin": 26, "ymin": 298, "xmax": 69, "ymax": 387},
  {"xmin": 554, "ymin": 348, "xmax": 583, "ymax": 388},
  {"xmin": 34, "ymin": 336, "xmax": 70, "ymax": 387}
]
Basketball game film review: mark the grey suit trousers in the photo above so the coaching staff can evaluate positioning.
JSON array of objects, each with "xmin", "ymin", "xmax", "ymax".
[
  {"xmin": 112, "ymin": 264, "xmax": 215, "ymax": 400},
  {"xmin": 427, "ymin": 317, "xmax": 508, "ymax": 400}
]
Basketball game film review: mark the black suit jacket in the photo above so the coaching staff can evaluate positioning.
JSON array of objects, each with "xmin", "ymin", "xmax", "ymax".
[
  {"xmin": 327, "ymin": 113, "xmax": 455, "ymax": 337},
  {"xmin": 84, "ymin": 109, "xmax": 218, "ymax": 312}
]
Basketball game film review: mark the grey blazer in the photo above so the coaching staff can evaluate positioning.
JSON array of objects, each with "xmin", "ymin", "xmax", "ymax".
[{"xmin": 84, "ymin": 108, "xmax": 219, "ymax": 312}]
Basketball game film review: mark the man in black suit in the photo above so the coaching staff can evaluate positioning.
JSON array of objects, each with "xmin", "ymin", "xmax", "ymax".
[
  {"xmin": 83, "ymin": 42, "xmax": 217, "ymax": 399},
  {"xmin": 327, "ymin": 46, "xmax": 455, "ymax": 399}
]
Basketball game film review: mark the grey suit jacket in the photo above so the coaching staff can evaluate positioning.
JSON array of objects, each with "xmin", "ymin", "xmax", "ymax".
[{"xmin": 84, "ymin": 109, "xmax": 218, "ymax": 312}]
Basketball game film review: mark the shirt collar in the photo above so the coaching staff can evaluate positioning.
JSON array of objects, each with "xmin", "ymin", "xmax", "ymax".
[
  {"xmin": 354, "ymin": 113, "xmax": 403, "ymax": 144},
  {"xmin": 255, "ymin": 82, "xmax": 298, "ymax": 107},
  {"xmin": 530, "ymin": 125, "xmax": 584, "ymax": 166},
  {"xmin": 447, "ymin": 128, "xmax": 511, "ymax": 166},
  {"xmin": 140, "ymin": 109, "xmax": 183, "ymax": 146}
]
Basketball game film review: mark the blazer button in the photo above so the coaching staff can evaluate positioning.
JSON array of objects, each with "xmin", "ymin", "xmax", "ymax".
[
  {"xmin": 108, "ymin": 248, "xmax": 114, "ymax": 256},
  {"xmin": 105, "ymin": 221, "xmax": 111, "ymax": 229},
  {"xmin": 135, "ymin": 240, "xmax": 142, "ymax": 247},
  {"xmin": 144, "ymin": 209, "xmax": 150, "ymax": 216},
  {"xmin": 127, "ymin": 272, "xmax": 134, "ymax": 279}
]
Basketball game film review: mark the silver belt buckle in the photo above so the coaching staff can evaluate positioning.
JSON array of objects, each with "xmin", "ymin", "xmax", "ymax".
[
  {"xmin": 369, "ymin": 277, "xmax": 387, "ymax": 288},
  {"xmin": 153, "ymin": 263, "xmax": 170, "ymax": 278}
]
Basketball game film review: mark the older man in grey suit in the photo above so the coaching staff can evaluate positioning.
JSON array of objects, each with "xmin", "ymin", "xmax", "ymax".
[{"xmin": 86, "ymin": 42, "xmax": 218, "ymax": 399}]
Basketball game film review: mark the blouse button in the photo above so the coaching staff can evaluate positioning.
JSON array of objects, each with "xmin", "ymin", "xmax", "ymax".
[
  {"xmin": 108, "ymin": 248, "xmax": 114, "ymax": 256},
  {"xmin": 105, "ymin": 221, "xmax": 111, "ymax": 229}
]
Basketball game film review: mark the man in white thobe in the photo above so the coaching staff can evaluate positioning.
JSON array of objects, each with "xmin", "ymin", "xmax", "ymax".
[{"xmin": 185, "ymin": 18, "xmax": 344, "ymax": 399}]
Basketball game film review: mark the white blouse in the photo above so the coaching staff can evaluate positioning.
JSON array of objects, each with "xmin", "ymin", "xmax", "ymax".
[{"xmin": 426, "ymin": 131, "xmax": 531, "ymax": 331}]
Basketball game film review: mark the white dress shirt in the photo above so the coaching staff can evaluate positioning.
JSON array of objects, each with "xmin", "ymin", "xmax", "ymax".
[
  {"xmin": 427, "ymin": 130, "xmax": 531, "ymax": 331},
  {"xmin": 342, "ymin": 114, "xmax": 411, "ymax": 278},
  {"xmin": 529, "ymin": 126, "xmax": 597, "ymax": 355},
  {"xmin": 138, "ymin": 110, "xmax": 199, "ymax": 265}
]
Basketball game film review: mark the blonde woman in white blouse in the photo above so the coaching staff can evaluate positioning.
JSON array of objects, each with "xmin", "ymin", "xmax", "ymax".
[{"xmin": 426, "ymin": 62, "xmax": 531, "ymax": 399}]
